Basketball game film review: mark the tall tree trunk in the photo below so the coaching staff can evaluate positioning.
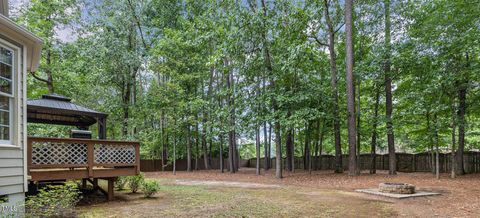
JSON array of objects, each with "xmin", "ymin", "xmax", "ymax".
[
  {"xmin": 384, "ymin": 0, "xmax": 396, "ymax": 175},
  {"xmin": 345, "ymin": 0, "xmax": 358, "ymax": 176},
  {"xmin": 304, "ymin": 123, "xmax": 311, "ymax": 171},
  {"xmin": 292, "ymin": 129, "xmax": 295, "ymax": 173},
  {"xmin": 427, "ymin": 111, "xmax": 435, "ymax": 174},
  {"xmin": 268, "ymin": 122, "xmax": 272, "ymax": 169},
  {"xmin": 208, "ymin": 127, "xmax": 213, "ymax": 169},
  {"xmin": 274, "ymin": 103, "xmax": 282, "ymax": 179},
  {"xmin": 220, "ymin": 132, "xmax": 225, "ymax": 173},
  {"xmin": 226, "ymin": 65, "xmax": 237, "ymax": 173},
  {"xmin": 162, "ymin": 112, "xmax": 168, "ymax": 171},
  {"xmin": 122, "ymin": 79, "xmax": 131, "ymax": 138},
  {"xmin": 434, "ymin": 114, "xmax": 440, "ymax": 179},
  {"xmin": 455, "ymin": 53, "xmax": 468, "ymax": 175},
  {"xmin": 261, "ymin": 67, "xmax": 270, "ymax": 171},
  {"xmin": 256, "ymin": 76, "xmax": 262, "ymax": 176},
  {"xmin": 45, "ymin": 49, "xmax": 54, "ymax": 93},
  {"xmin": 286, "ymin": 128, "xmax": 294, "ymax": 172},
  {"xmin": 187, "ymin": 124, "xmax": 192, "ymax": 172},
  {"xmin": 264, "ymin": 122, "xmax": 269, "ymax": 170},
  {"xmin": 256, "ymin": 125, "xmax": 261, "ymax": 175},
  {"xmin": 195, "ymin": 120, "xmax": 199, "ymax": 170},
  {"xmin": 370, "ymin": 84, "xmax": 380, "ymax": 174},
  {"xmin": 324, "ymin": 0, "xmax": 343, "ymax": 173},
  {"xmin": 173, "ymin": 116, "xmax": 177, "ymax": 175},
  {"xmin": 218, "ymin": 69, "xmax": 225, "ymax": 173},
  {"xmin": 202, "ymin": 67, "xmax": 215, "ymax": 170},
  {"xmin": 314, "ymin": 120, "xmax": 320, "ymax": 170},
  {"xmin": 356, "ymin": 71, "xmax": 361, "ymax": 174},
  {"xmin": 201, "ymin": 122, "xmax": 209, "ymax": 170},
  {"xmin": 451, "ymin": 100, "xmax": 457, "ymax": 178}
]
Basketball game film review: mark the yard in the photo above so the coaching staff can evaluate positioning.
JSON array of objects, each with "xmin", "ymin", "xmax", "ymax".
[{"xmin": 77, "ymin": 169, "xmax": 480, "ymax": 217}]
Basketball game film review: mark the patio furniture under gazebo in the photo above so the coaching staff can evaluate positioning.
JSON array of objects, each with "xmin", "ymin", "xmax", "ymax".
[{"xmin": 26, "ymin": 94, "xmax": 140, "ymax": 200}]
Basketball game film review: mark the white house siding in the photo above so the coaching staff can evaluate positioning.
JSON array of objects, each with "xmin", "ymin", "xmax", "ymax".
[
  {"xmin": 0, "ymin": 36, "xmax": 27, "ymax": 216},
  {"xmin": 0, "ymin": 148, "xmax": 25, "ymax": 208}
]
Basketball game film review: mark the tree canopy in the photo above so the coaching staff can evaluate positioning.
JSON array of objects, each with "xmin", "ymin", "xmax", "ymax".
[{"xmin": 16, "ymin": 0, "xmax": 479, "ymax": 177}]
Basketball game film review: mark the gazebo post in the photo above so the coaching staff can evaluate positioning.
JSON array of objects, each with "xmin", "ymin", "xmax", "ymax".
[{"xmin": 98, "ymin": 117, "xmax": 107, "ymax": 139}]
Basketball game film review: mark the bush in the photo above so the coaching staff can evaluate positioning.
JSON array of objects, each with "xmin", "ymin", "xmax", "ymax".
[
  {"xmin": 115, "ymin": 176, "xmax": 128, "ymax": 190},
  {"xmin": 127, "ymin": 173, "xmax": 145, "ymax": 193},
  {"xmin": 25, "ymin": 182, "xmax": 81, "ymax": 218},
  {"xmin": 142, "ymin": 180, "xmax": 160, "ymax": 198}
]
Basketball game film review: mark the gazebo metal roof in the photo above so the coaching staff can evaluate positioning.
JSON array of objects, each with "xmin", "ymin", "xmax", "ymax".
[{"xmin": 27, "ymin": 94, "xmax": 108, "ymax": 139}]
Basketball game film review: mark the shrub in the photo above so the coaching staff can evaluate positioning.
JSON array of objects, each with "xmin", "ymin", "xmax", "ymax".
[
  {"xmin": 127, "ymin": 173, "xmax": 145, "ymax": 193},
  {"xmin": 115, "ymin": 176, "xmax": 128, "ymax": 190},
  {"xmin": 25, "ymin": 182, "xmax": 81, "ymax": 218},
  {"xmin": 142, "ymin": 180, "xmax": 160, "ymax": 198}
]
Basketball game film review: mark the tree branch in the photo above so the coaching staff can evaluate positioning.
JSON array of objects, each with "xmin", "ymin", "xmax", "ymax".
[
  {"xmin": 312, "ymin": 36, "xmax": 328, "ymax": 47},
  {"xmin": 127, "ymin": 0, "xmax": 148, "ymax": 51},
  {"xmin": 29, "ymin": 72, "xmax": 50, "ymax": 84},
  {"xmin": 334, "ymin": 22, "xmax": 345, "ymax": 34}
]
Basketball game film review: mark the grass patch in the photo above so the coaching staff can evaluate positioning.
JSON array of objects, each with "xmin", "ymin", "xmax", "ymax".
[{"xmin": 78, "ymin": 179, "xmax": 396, "ymax": 217}]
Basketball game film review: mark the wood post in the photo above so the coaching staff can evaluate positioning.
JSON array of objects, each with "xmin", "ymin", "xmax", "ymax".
[
  {"xmin": 93, "ymin": 178, "xmax": 98, "ymax": 190},
  {"xmin": 107, "ymin": 178, "xmax": 115, "ymax": 201},
  {"xmin": 82, "ymin": 179, "xmax": 87, "ymax": 189},
  {"xmin": 87, "ymin": 142, "xmax": 94, "ymax": 177},
  {"xmin": 135, "ymin": 144, "xmax": 141, "ymax": 174},
  {"xmin": 98, "ymin": 117, "xmax": 107, "ymax": 140}
]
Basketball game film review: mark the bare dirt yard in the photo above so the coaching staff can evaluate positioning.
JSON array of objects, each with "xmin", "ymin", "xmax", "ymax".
[{"xmin": 77, "ymin": 169, "xmax": 480, "ymax": 217}]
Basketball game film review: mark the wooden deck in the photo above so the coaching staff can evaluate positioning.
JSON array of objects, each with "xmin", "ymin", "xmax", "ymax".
[{"xmin": 27, "ymin": 137, "xmax": 140, "ymax": 200}]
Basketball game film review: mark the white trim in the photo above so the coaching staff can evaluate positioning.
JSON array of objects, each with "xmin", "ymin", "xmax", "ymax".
[
  {"xmin": 0, "ymin": 144, "xmax": 19, "ymax": 148},
  {"xmin": 0, "ymin": 39, "xmax": 18, "ymax": 146},
  {"xmin": 0, "ymin": 45, "xmax": 14, "ymax": 98},
  {"xmin": 22, "ymin": 44, "xmax": 27, "ymax": 192}
]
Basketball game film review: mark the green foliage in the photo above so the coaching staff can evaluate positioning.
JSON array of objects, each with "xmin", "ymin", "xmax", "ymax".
[
  {"xmin": 25, "ymin": 182, "xmax": 81, "ymax": 218},
  {"xmin": 142, "ymin": 180, "xmax": 161, "ymax": 198},
  {"xmin": 115, "ymin": 176, "xmax": 128, "ymax": 191},
  {"xmin": 15, "ymin": 0, "xmax": 480, "ymax": 166},
  {"xmin": 127, "ymin": 173, "xmax": 145, "ymax": 193}
]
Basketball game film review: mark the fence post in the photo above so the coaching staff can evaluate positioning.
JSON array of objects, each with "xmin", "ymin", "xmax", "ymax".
[{"xmin": 412, "ymin": 154, "xmax": 416, "ymax": 172}]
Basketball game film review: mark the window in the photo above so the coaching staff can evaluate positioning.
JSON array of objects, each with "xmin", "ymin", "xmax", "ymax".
[{"xmin": 0, "ymin": 46, "xmax": 13, "ymax": 144}]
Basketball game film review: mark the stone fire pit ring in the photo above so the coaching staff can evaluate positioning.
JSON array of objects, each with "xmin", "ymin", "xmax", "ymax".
[{"xmin": 379, "ymin": 182, "xmax": 416, "ymax": 194}]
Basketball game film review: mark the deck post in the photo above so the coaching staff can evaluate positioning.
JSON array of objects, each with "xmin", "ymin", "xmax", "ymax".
[
  {"xmin": 82, "ymin": 179, "xmax": 87, "ymax": 189},
  {"xmin": 93, "ymin": 178, "xmax": 98, "ymax": 189},
  {"xmin": 135, "ymin": 143, "xmax": 141, "ymax": 174},
  {"xmin": 87, "ymin": 142, "xmax": 94, "ymax": 177},
  {"xmin": 107, "ymin": 178, "xmax": 115, "ymax": 201}
]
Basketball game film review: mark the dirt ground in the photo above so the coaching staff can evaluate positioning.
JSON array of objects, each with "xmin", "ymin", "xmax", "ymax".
[{"xmin": 78, "ymin": 169, "xmax": 480, "ymax": 217}]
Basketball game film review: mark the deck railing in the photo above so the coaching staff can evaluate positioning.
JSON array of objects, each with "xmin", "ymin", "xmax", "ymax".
[{"xmin": 27, "ymin": 137, "xmax": 140, "ymax": 178}]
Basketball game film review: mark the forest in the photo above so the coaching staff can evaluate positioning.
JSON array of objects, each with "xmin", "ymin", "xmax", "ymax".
[{"xmin": 15, "ymin": 0, "xmax": 479, "ymax": 178}]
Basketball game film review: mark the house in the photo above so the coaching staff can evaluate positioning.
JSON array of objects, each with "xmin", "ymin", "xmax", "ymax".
[
  {"xmin": 0, "ymin": 1, "xmax": 140, "ymax": 214},
  {"xmin": 0, "ymin": 0, "xmax": 43, "ymax": 213}
]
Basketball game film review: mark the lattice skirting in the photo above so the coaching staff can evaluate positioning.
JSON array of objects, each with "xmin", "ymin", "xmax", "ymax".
[
  {"xmin": 94, "ymin": 144, "xmax": 136, "ymax": 164},
  {"xmin": 31, "ymin": 142, "xmax": 87, "ymax": 165}
]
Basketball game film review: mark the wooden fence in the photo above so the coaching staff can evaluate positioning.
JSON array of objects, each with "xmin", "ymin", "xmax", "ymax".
[
  {"xmin": 140, "ymin": 158, "xmax": 249, "ymax": 172},
  {"xmin": 141, "ymin": 152, "xmax": 480, "ymax": 173},
  {"xmin": 248, "ymin": 152, "xmax": 480, "ymax": 173}
]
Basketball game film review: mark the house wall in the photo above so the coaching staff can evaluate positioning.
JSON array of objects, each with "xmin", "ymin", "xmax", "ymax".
[{"xmin": 0, "ymin": 35, "xmax": 27, "ymax": 217}]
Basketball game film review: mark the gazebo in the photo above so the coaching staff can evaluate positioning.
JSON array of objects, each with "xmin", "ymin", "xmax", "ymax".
[
  {"xmin": 27, "ymin": 93, "xmax": 107, "ymax": 139},
  {"xmin": 26, "ymin": 94, "xmax": 140, "ymax": 200}
]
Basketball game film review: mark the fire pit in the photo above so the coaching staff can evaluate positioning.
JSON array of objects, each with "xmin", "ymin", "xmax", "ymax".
[{"xmin": 379, "ymin": 183, "xmax": 415, "ymax": 194}]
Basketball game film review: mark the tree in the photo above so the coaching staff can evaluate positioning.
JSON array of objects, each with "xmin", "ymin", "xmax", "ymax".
[
  {"xmin": 345, "ymin": 0, "xmax": 358, "ymax": 176},
  {"xmin": 384, "ymin": 0, "xmax": 396, "ymax": 175},
  {"xmin": 17, "ymin": 0, "xmax": 79, "ymax": 94}
]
